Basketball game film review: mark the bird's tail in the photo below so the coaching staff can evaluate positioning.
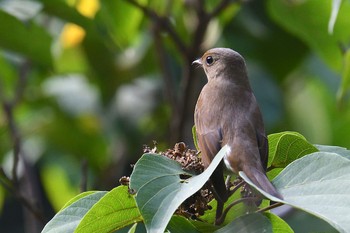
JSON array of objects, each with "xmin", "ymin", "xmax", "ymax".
[{"xmin": 244, "ymin": 166, "xmax": 283, "ymax": 200}]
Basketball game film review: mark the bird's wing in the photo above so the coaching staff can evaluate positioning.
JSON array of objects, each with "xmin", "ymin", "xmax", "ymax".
[
  {"xmin": 196, "ymin": 129, "xmax": 229, "ymax": 203},
  {"xmin": 194, "ymin": 91, "xmax": 223, "ymax": 167},
  {"xmin": 256, "ymin": 131, "xmax": 268, "ymax": 171},
  {"xmin": 196, "ymin": 129, "xmax": 222, "ymax": 168},
  {"xmin": 247, "ymin": 93, "xmax": 269, "ymax": 171},
  {"xmin": 195, "ymin": 102, "xmax": 228, "ymax": 203}
]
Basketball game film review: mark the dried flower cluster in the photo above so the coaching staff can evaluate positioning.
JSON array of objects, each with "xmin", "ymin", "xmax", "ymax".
[
  {"xmin": 120, "ymin": 141, "xmax": 214, "ymax": 219},
  {"xmin": 152, "ymin": 142, "xmax": 203, "ymax": 173}
]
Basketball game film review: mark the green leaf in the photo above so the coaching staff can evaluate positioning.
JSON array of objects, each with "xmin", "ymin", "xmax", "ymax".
[
  {"xmin": 284, "ymin": 79, "xmax": 334, "ymax": 145},
  {"xmin": 192, "ymin": 125, "xmax": 199, "ymax": 151},
  {"xmin": 129, "ymin": 145, "xmax": 229, "ymax": 233},
  {"xmin": 75, "ymin": 186, "xmax": 142, "ymax": 233},
  {"xmin": 315, "ymin": 144, "xmax": 350, "ymax": 159},
  {"xmin": 166, "ymin": 215, "xmax": 200, "ymax": 233},
  {"xmin": 97, "ymin": 0, "xmax": 145, "ymax": 47},
  {"xmin": 214, "ymin": 213, "xmax": 272, "ymax": 233},
  {"xmin": 127, "ymin": 223, "xmax": 138, "ymax": 233},
  {"xmin": 241, "ymin": 152, "xmax": 350, "ymax": 233},
  {"xmin": 60, "ymin": 191, "xmax": 97, "ymax": 211},
  {"xmin": 114, "ymin": 223, "xmax": 147, "ymax": 233},
  {"xmin": 42, "ymin": 191, "xmax": 107, "ymax": 233},
  {"xmin": 0, "ymin": 10, "xmax": 53, "ymax": 67},
  {"xmin": 190, "ymin": 220, "xmax": 219, "ymax": 233},
  {"xmin": 268, "ymin": 0, "xmax": 350, "ymax": 71},
  {"xmin": 38, "ymin": 0, "xmax": 91, "ymax": 28},
  {"xmin": 268, "ymin": 131, "xmax": 318, "ymax": 169},
  {"xmin": 264, "ymin": 212, "xmax": 294, "ymax": 233}
]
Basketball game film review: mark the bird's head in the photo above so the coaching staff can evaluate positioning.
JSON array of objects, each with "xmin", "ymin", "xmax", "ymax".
[{"xmin": 192, "ymin": 48, "xmax": 248, "ymax": 84}]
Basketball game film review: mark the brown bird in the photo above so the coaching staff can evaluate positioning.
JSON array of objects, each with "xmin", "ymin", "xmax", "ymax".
[{"xmin": 193, "ymin": 48, "xmax": 282, "ymax": 223}]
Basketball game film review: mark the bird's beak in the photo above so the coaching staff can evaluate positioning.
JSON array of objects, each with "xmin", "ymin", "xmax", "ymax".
[{"xmin": 192, "ymin": 58, "xmax": 202, "ymax": 66}]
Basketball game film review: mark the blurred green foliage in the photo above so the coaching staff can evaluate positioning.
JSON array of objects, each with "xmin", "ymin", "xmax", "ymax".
[{"xmin": 0, "ymin": 0, "xmax": 349, "ymax": 232}]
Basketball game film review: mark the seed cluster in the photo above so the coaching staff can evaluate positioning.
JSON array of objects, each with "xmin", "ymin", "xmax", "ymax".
[
  {"xmin": 120, "ymin": 142, "xmax": 214, "ymax": 219},
  {"xmin": 155, "ymin": 142, "xmax": 204, "ymax": 174}
]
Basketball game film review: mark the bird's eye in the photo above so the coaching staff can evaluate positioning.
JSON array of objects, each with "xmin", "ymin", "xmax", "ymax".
[{"xmin": 206, "ymin": 56, "xmax": 214, "ymax": 65}]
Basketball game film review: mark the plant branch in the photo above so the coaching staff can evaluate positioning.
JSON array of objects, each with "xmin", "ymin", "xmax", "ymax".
[
  {"xmin": 216, "ymin": 196, "xmax": 260, "ymax": 225},
  {"xmin": 0, "ymin": 167, "xmax": 14, "ymax": 193},
  {"xmin": 228, "ymin": 179, "xmax": 245, "ymax": 196},
  {"xmin": 80, "ymin": 159, "xmax": 88, "ymax": 192},
  {"xmin": 0, "ymin": 61, "xmax": 46, "ymax": 223},
  {"xmin": 152, "ymin": 23, "xmax": 178, "ymax": 113},
  {"xmin": 209, "ymin": 0, "xmax": 233, "ymax": 18},
  {"xmin": 1, "ymin": 94, "xmax": 21, "ymax": 188},
  {"xmin": 14, "ymin": 60, "xmax": 31, "ymax": 105},
  {"xmin": 124, "ymin": 0, "xmax": 187, "ymax": 55},
  {"xmin": 0, "ymin": 60, "xmax": 30, "ymax": 186},
  {"xmin": 256, "ymin": 202, "xmax": 284, "ymax": 213},
  {"xmin": 0, "ymin": 167, "xmax": 46, "ymax": 222}
]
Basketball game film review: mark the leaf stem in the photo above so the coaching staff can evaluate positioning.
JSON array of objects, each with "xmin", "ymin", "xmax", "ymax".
[
  {"xmin": 228, "ymin": 179, "xmax": 245, "ymax": 196},
  {"xmin": 256, "ymin": 202, "xmax": 284, "ymax": 213}
]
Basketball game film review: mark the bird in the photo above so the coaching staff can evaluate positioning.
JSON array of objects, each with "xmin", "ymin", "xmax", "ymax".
[{"xmin": 193, "ymin": 48, "xmax": 282, "ymax": 224}]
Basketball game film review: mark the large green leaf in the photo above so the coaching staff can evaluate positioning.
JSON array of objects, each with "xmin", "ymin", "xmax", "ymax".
[
  {"xmin": 264, "ymin": 212, "xmax": 294, "ymax": 233},
  {"xmin": 240, "ymin": 152, "xmax": 350, "ymax": 233},
  {"xmin": 268, "ymin": 131, "xmax": 318, "ymax": 169},
  {"xmin": 38, "ymin": 0, "xmax": 91, "ymax": 28},
  {"xmin": 201, "ymin": 205, "xmax": 292, "ymax": 233},
  {"xmin": 190, "ymin": 219, "xmax": 219, "ymax": 233},
  {"xmin": 75, "ymin": 185, "xmax": 142, "ymax": 233},
  {"xmin": 0, "ymin": 10, "xmax": 52, "ymax": 67},
  {"xmin": 42, "ymin": 191, "xmax": 107, "ymax": 233},
  {"xmin": 129, "ymin": 146, "xmax": 229, "ymax": 233},
  {"xmin": 61, "ymin": 191, "xmax": 97, "ymax": 210},
  {"xmin": 97, "ymin": 0, "xmax": 145, "ymax": 47},
  {"xmin": 315, "ymin": 144, "xmax": 350, "ymax": 159},
  {"xmin": 214, "ymin": 213, "xmax": 272, "ymax": 233},
  {"xmin": 167, "ymin": 215, "xmax": 200, "ymax": 233},
  {"xmin": 268, "ymin": 0, "xmax": 350, "ymax": 71},
  {"xmin": 267, "ymin": 131, "xmax": 318, "ymax": 179},
  {"xmin": 114, "ymin": 222, "xmax": 147, "ymax": 233}
]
